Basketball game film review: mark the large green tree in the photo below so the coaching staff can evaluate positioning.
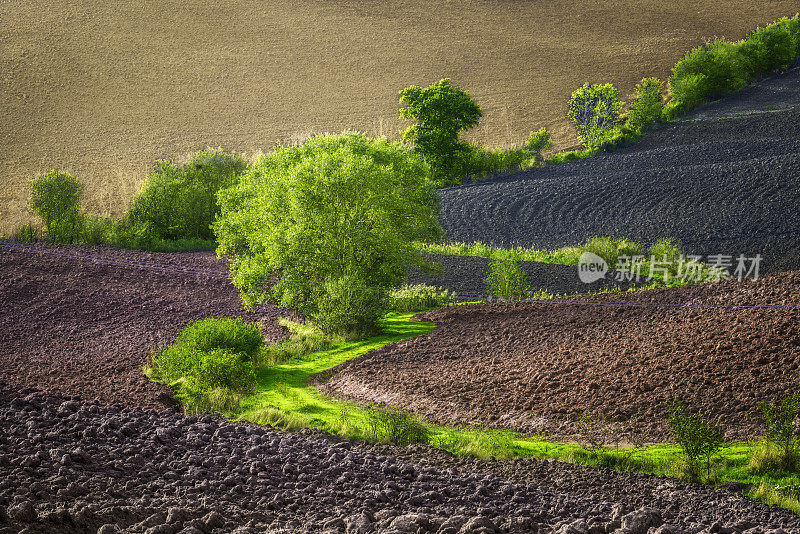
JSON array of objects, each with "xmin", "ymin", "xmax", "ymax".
[
  {"xmin": 399, "ymin": 78, "xmax": 482, "ymax": 186},
  {"xmin": 213, "ymin": 132, "xmax": 441, "ymax": 338}
]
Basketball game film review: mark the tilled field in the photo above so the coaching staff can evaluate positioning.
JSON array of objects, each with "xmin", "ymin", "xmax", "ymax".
[
  {"xmin": 0, "ymin": 243, "xmax": 289, "ymax": 410},
  {"xmin": 3, "ymin": 382, "xmax": 800, "ymax": 534},
  {"xmin": 437, "ymin": 67, "xmax": 800, "ymax": 272},
  {"xmin": 322, "ymin": 272, "xmax": 800, "ymax": 442},
  {"xmin": 3, "ymin": 245, "xmax": 800, "ymax": 531}
]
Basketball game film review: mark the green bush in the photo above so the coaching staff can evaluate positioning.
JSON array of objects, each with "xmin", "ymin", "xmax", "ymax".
[
  {"xmin": 147, "ymin": 318, "xmax": 263, "ymax": 413},
  {"xmin": 80, "ymin": 215, "xmax": 115, "ymax": 246},
  {"xmin": 626, "ymin": 78, "xmax": 665, "ymax": 133},
  {"xmin": 170, "ymin": 317, "xmax": 264, "ymax": 362},
  {"xmin": 485, "ymin": 258, "xmax": 532, "ymax": 300},
  {"xmin": 546, "ymin": 148, "xmax": 597, "ymax": 165},
  {"xmin": 568, "ymin": 83, "xmax": 625, "ymax": 149},
  {"xmin": 461, "ymin": 128, "xmax": 553, "ymax": 183},
  {"xmin": 399, "ymin": 78, "xmax": 483, "ymax": 186},
  {"xmin": 668, "ymin": 39, "xmax": 748, "ymax": 114},
  {"xmin": 14, "ymin": 223, "xmax": 38, "ymax": 243},
  {"xmin": 387, "ymin": 284, "xmax": 452, "ymax": 312},
  {"xmin": 667, "ymin": 16, "xmax": 800, "ymax": 116},
  {"xmin": 365, "ymin": 406, "xmax": 430, "ymax": 445},
  {"xmin": 214, "ymin": 132, "xmax": 441, "ymax": 338},
  {"xmin": 126, "ymin": 148, "xmax": 248, "ymax": 241},
  {"xmin": 262, "ymin": 319, "xmax": 330, "ymax": 365},
  {"xmin": 29, "ymin": 170, "xmax": 84, "ymax": 244},
  {"xmin": 579, "ymin": 236, "xmax": 643, "ymax": 270},
  {"xmin": 750, "ymin": 394, "xmax": 800, "ymax": 473},
  {"xmin": 739, "ymin": 16, "xmax": 800, "ymax": 81},
  {"xmin": 667, "ymin": 400, "xmax": 726, "ymax": 481}
]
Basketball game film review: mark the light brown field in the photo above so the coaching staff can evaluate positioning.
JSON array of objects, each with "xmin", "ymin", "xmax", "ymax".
[{"xmin": 1, "ymin": 0, "xmax": 797, "ymax": 236}]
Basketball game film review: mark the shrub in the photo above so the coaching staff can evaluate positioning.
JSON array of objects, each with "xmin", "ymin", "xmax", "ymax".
[
  {"xmin": 80, "ymin": 215, "xmax": 115, "ymax": 246},
  {"xmin": 262, "ymin": 319, "xmax": 330, "ymax": 366},
  {"xmin": 214, "ymin": 132, "xmax": 441, "ymax": 338},
  {"xmin": 524, "ymin": 128, "xmax": 553, "ymax": 156},
  {"xmin": 579, "ymin": 236, "xmax": 643, "ymax": 271},
  {"xmin": 29, "ymin": 170, "xmax": 84, "ymax": 244},
  {"xmin": 149, "ymin": 318, "xmax": 263, "ymax": 386},
  {"xmin": 126, "ymin": 148, "xmax": 248, "ymax": 241},
  {"xmin": 387, "ymin": 284, "xmax": 452, "ymax": 312},
  {"xmin": 738, "ymin": 16, "xmax": 800, "ymax": 81},
  {"xmin": 667, "ymin": 400, "xmax": 726, "ymax": 481},
  {"xmin": 170, "ymin": 317, "xmax": 264, "ymax": 362},
  {"xmin": 485, "ymin": 258, "xmax": 532, "ymax": 300},
  {"xmin": 14, "ymin": 223, "xmax": 38, "ymax": 243},
  {"xmin": 568, "ymin": 83, "xmax": 624, "ymax": 149},
  {"xmin": 399, "ymin": 78, "xmax": 483, "ymax": 186},
  {"xmin": 668, "ymin": 39, "xmax": 748, "ymax": 114},
  {"xmin": 546, "ymin": 148, "xmax": 597, "ymax": 165},
  {"xmin": 750, "ymin": 394, "xmax": 800, "ymax": 473},
  {"xmin": 626, "ymin": 78, "xmax": 665, "ymax": 133},
  {"xmin": 365, "ymin": 405, "xmax": 430, "ymax": 445}
]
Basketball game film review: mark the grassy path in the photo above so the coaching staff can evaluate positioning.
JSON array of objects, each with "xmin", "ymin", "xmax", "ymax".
[{"xmin": 231, "ymin": 310, "xmax": 799, "ymax": 512}]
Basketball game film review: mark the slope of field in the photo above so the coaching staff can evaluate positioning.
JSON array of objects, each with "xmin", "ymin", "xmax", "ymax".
[
  {"xmin": 438, "ymin": 67, "xmax": 800, "ymax": 272},
  {"xmin": 4, "ymin": 383, "xmax": 800, "ymax": 533},
  {"xmin": 0, "ymin": 243, "xmax": 288, "ymax": 410},
  {"xmin": 321, "ymin": 272, "xmax": 800, "ymax": 442},
  {"xmin": 2, "ymin": 0, "xmax": 798, "ymax": 235}
]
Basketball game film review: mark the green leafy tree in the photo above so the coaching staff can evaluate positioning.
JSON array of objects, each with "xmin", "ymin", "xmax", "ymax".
[
  {"xmin": 29, "ymin": 170, "xmax": 84, "ymax": 244},
  {"xmin": 399, "ymin": 78, "xmax": 482, "ymax": 186},
  {"xmin": 667, "ymin": 400, "xmax": 726, "ymax": 481},
  {"xmin": 568, "ymin": 83, "xmax": 624, "ymax": 149},
  {"xmin": 213, "ymin": 132, "xmax": 441, "ymax": 338}
]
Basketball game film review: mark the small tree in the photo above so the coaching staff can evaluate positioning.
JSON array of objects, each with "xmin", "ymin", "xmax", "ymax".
[
  {"xmin": 399, "ymin": 78, "xmax": 482, "ymax": 186},
  {"xmin": 213, "ymin": 132, "xmax": 441, "ymax": 338},
  {"xmin": 485, "ymin": 258, "xmax": 532, "ymax": 300},
  {"xmin": 29, "ymin": 170, "xmax": 84, "ymax": 244},
  {"xmin": 568, "ymin": 83, "xmax": 624, "ymax": 149},
  {"xmin": 667, "ymin": 400, "xmax": 726, "ymax": 481},
  {"xmin": 626, "ymin": 78, "xmax": 665, "ymax": 133}
]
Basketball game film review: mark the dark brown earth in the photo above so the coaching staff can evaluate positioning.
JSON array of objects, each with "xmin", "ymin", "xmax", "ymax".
[
  {"xmin": 321, "ymin": 272, "xmax": 800, "ymax": 442},
  {"xmin": 0, "ymin": 242, "xmax": 288, "ymax": 410}
]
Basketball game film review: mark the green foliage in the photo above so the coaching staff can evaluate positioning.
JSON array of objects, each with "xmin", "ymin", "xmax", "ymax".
[
  {"xmin": 485, "ymin": 257, "xmax": 532, "ymax": 300},
  {"xmin": 751, "ymin": 394, "xmax": 800, "ymax": 473},
  {"xmin": 667, "ymin": 400, "xmax": 726, "ymax": 481},
  {"xmin": 580, "ymin": 236, "xmax": 643, "ymax": 270},
  {"xmin": 147, "ymin": 318, "xmax": 263, "ymax": 414},
  {"xmin": 14, "ymin": 223, "xmax": 38, "ymax": 243},
  {"xmin": 29, "ymin": 170, "xmax": 84, "ymax": 244},
  {"xmin": 461, "ymin": 128, "xmax": 553, "ymax": 183},
  {"xmin": 214, "ymin": 132, "xmax": 441, "ymax": 338},
  {"xmin": 546, "ymin": 148, "xmax": 597, "ymax": 164},
  {"xmin": 365, "ymin": 405, "xmax": 430, "ymax": 445},
  {"xmin": 626, "ymin": 77, "xmax": 665, "ymax": 133},
  {"xmin": 80, "ymin": 215, "xmax": 115, "ymax": 246},
  {"xmin": 126, "ymin": 148, "xmax": 248, "ymax": 242},
  {"xmin": 568, "ymin": 83, "xmax": 625, "ymax": 149},
  {"xmin": 399, "ymin": 78, "xmax": 482, "ymax": 186},
  {"xmin": 262, "ymin": 318, "xmax": 331, "ymax": 366},
  {"xmin": 387, "ymin": 284, "xmax": 452, "ymax": 312},
  {"xmin": 667, "ymin": 15, "xmax": 800, "ymax": 116}
]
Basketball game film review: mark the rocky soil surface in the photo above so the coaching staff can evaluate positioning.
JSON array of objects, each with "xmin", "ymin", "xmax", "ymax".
[
  {"xmin": 3, "ymin": 382, "xmax": 799, "ymax": 534},
  {"xmin": 437, "ymin": 67, "xmax": 800, "ymax": 273},
  {"xmin": 322, "ymin": 272, "xmax": 800, "ymax": 441}
]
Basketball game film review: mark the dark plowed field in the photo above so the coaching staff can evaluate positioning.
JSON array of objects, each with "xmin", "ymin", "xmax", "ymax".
[
  {"xmin": 3, "ymin": 383, "xmax": 799, "ymax": 533},
  {"xmin": 438, "ymin": 67, "xmax": 800, "ymax": 272},
  {"xmin": 322, "ymin": 272, "xmax": 800, "ymax": 441},
  {"xmin": 0, "ymin": 243, "xmax": 288, "ymax": 410}
]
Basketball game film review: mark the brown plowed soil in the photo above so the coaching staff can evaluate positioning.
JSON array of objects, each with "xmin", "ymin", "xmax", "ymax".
[
  {"xmin": 0, "ymin": 242, "xmax": 287, "ymax": 410},
  {"xmin": 321, "ymin": 272, "xmax": 800, "ymax": 441}
]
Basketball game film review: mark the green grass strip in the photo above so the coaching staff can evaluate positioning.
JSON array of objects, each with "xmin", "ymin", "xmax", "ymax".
[{"xmin": 232, "ymin": 310, "xmax": 800, "ymax": 512}]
